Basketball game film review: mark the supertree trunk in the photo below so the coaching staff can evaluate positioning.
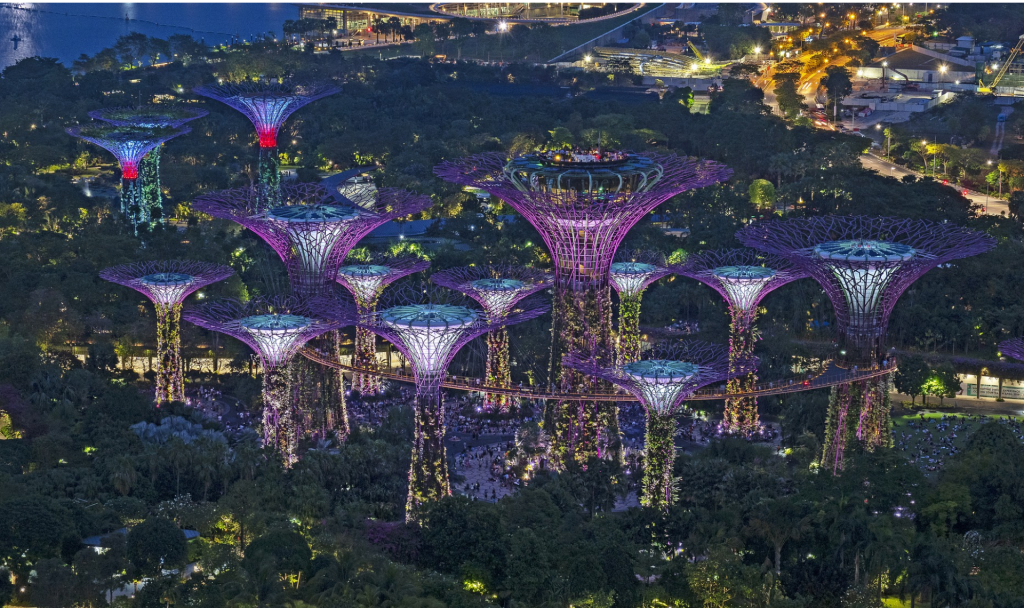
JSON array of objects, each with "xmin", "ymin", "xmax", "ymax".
[
  {"xmin": 322, "ymin": 330, "xmax": 350, "ymax": 440},
  {"xmin": 407, "ymin": 382, "xmax": 449, "ymax": 522},
  {"xmin": 154, "ymin": 302, "xmax": 184, "ymax": 404},
  {"xmin": 289, "ymin": 334, "xmax": 348, "ymax": 443},
  {"xmin": 140, "ymin": 147, "xmax": 162, "ymax": 226},
  {"xmin": 550, "ymin": 286, "xmax": 621, "ymax": 467},
  {"xmin": 262, "ymin": 365, "xmax": 297, "ymax": 466},
  {"xmin": 121, "ymin": 178, "xmax": 143, "ymax": 234},
  {"xmin": 724, "ymin": 311, "xmax": 759, "ymax": 434},
  {"xmin": 642, "ymin": 412, "xmax": 677, "ymax": 510},
  {"xmin": 857, "ymin": 373, "xmax": 894, "ymax": 451},
  {"xmin": 258, "ymin": 146, "xmax": 281, "ymax": 203},
  {"xmin": 354, "ymin": 303, "xmax": 381, "ymax": 395},
  {"xmin": 821, "ymin": 382, "xmax": 858, "ymax": 474},
  {"xmin": 617, "ymin": 293, "xmax": 643, "ymax": 364},
  {"xmin": 484, "ymin": 328, "xmax": 510, "ymax": 411}
]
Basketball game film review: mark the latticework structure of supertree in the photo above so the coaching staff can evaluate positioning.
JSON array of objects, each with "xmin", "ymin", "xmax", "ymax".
[
  {"xmin": 737, "ymin": 216, "xmax": 995, "ymax": 471},
  {"xmin": 565, "ymin": 341, "xmax": 751, "ymax": 510},
  {"xmin": 673, "ymin": 249, "xmax": 805, "ymax": 434},
  {"xmin": 609, "ymin": 250, "xmax": 671, "ymax": 365},
  {"xmin": 183, "ymin": 296, "xmax": 348, "ymax": 464},
  {"xmin": 194, "ymin": 81, "xmax": 340, "ymax": 195},
  {"xmin": 430, "ymin": 265, "xmax": 553, "ymax": 410},
  {"xmin": 319, "ymin": 292, "xmax": 545, "ymax": 520},
  {"xmin": 336, "ymin": 255, "xmax": 431, "ymax": 395},
  {"xmin": 67, "ymin": 124, "xmax": 190, "ymax": 233},
  {"xmin": 435, "ymin": 150, "xmax": 731, "ymax": 466},
  {"xmin": 1001, "ymin": 339, "xmax": 1024, "ymax": 363},
  {"xmin": 90, "ymin": 106, "xmax": 208, "ymax": 223},
  {"xmin": 99, "ymin": 260, "xmax": 233, "ymax": 404}
]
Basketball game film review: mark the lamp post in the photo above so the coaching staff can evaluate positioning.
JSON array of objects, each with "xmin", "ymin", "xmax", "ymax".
[
  {"xmin": 986, "ymin": 159, "xmax": 992, "ymax": 211},
  {"xmin": 939, "ymin": 64, "xmax": 947, "ymax": 87}
]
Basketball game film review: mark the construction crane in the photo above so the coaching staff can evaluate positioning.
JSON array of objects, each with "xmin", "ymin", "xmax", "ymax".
[
  {"xmin": 980, "ymin": 34, "xmax": 1024, "ymax": 94},
  {"xmin": 688, "ymin": 40, "xmax": 705, "ymax": 63}
]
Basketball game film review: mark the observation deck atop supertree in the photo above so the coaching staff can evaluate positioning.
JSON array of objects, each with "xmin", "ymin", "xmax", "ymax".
[
  {"xmin": 67, "ymin": 124, "xmax": 190, "ymax": 233},
  {"xmin": 435, "ymin": 150, "xmax": 730, "ymax": 465},
  {"xmin": 194, "ymin": 81, "xmax": 340, "ymax": 194},
  {"xmin": 100, "ymin": 261, "xmax": 233, "ymax": 405},
  {"xmin": 673, "ymin": 249, "xmax": 805, "ymax": 434},
  {"xmin": 737, "ymin": 216, "xmax": 994, "ymax": 470},
  {"xmin": 565, "ymin": 341, "xmax": 752, "ymax": 510},
  {"xmin": 318, "ymin": 290, "xmax": 545, "ymax": 520},
  {"xmin": 336, "ymin": 255, "xmax": 431, "ymax": 395},
  {"xmin": 90, "ymin": 105, "xmax": 208, "ymax": 222},
  {"xmin": 609, "ymin": 250, "xmax": 671, "ymax": 365},
  {"xmin": 431, "ymin": 265, "xmax": 553, "ymax": 410},
  {"xmin": 193, "ymin": 183, "xmax": 431, "ymax": 297},
  {"xmin": 183, "ymin": 297, "xmax": 349, "ymax": 464}
]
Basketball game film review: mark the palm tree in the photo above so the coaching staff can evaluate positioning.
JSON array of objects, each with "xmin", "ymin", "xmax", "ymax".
[
  {"xmin": 109, "ymin": 455, "xmax": 138, "ymax": 496},
  {"xmin": 371, "ymin": 17, "xmax": 384, "ymax": 44},
  {"xmin": 747, "ymin": 497, "xmax": 811, "ymax": 576}
]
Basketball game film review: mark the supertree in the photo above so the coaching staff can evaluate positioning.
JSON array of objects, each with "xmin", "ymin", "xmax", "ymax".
[
  {"xmin": 67, "ymin": 124, "xmax": 190, "ymax": 233},
  {"xmin": 194, "ymin": 81, "xmax": 340, "ymax": 196},
  {"xmin": 737, "ymin": 216, "xmax": 995, "ymax": 470},
  {"xmin": 1001, "ymin": 339, "xmax": 1024, "ymax": 363},
  {"xmin": 430, "ymin": 265, "xmax": 553, "ymax": 411},
  {"xmin": 89, "ymin": 106, "xmax": 208, "ymax": 222},
  {"xmin": 318, "ymin": 288, "xmax": 546, "ymax": 520},
  {"xmin": 183, "ymin": 296, "xmax": 348, "ymax": 464},
  {"xmin": 336, "ymin": 255, "xmax": 431, "ymax": 395},
  {"xmin": 673, "ymin": 249, "xmax": 805, "ymax": 434},
  {"xmin": 564, "ymin": 341, "xmax": 751, "ymax": 510},
  {"xmin": 99, "ymin": 261, "xmax": 233, "ymax": 404},
  {"xmin": 435, "ymin": 150, "xmax": 731, "ymax": 465},
  {"xmin": 609, "ymin": 250, "xmax": 671, "ymax": 365}
]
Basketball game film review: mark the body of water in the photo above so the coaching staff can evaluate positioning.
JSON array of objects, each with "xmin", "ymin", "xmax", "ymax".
[{"xmin": 0, "ymin": 3, "xmax": 298, "ymax": 69}]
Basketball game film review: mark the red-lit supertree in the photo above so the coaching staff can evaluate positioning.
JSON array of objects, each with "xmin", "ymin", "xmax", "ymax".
[
  {"xmin": 336, "ymin": 255, "xmax": 431, "ymax": 395},
  {"xmin": 435, "ymin": 150, "xmax": 730, "ymax": 466},
  {"xmin": 183, "ymin": 296, "xmax": 350, "ymax": 464},
  {"xmin": 565, "ymin": 341, "xmax": 752, "ymax": 510},
  {"xmin": 609, "ymin": 250, "xmax": 671, "ymax": 365},
  {"xmin": 194, "ymin": 82, "xmax": 340, "ymax": 196},
  {"xmin": 99, "ymin": 260, "xmax": 233, "ymax": 405},
  {"xmin": 673, "ymin": 249, "xmax": 805, "ymax": 434},
  {"xmin": 737, "ymin": 216, "xmax": 995, "ymax": 471},
  {"xmin": 430, "ymin": 265, "xmax": 553, "ymax": 410},
  {"xmin": 67, "ymin": 124, "xmax": 190, "ymax": 233},
  {"xmin": 89, "ymin": 106, "xmax": 208, "ymax": 223},
  {"xmin": 318, "ymin": 288, "xmax": 546, "ymax": 520},
  {"xmin": 194, "ymin": 183, "xmax": 430, "ymax": 440}
]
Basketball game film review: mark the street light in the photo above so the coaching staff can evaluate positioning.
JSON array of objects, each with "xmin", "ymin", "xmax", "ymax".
[{"xmin": 939, "ymin": 64, "xmax": 947, "ymax": 86}]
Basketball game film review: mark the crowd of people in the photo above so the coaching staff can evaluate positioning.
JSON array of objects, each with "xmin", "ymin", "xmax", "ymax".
[{"xmin": 894, "ymin": 413, "xmax": 1023, "ymax": 473}]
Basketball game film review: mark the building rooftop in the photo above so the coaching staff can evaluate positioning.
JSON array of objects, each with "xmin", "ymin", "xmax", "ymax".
[{"xmin": 874, "ymin": 49, "xmax": 974, "ymax": 73}]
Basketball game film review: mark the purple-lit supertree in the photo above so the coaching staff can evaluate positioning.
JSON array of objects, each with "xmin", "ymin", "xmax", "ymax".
[
  {"xmin": 430, "ymin": 265, "xmax": 553, "ymax": 411},
  {"xmin": 194, "ymin": 82, "xmax": 340, "ymax": 197},
  {"xmin": 336, "ymin": 255, "xmax": 431, "ymax": 395},
  {"xmin": 1001, "ymin": 339, "xmax": 1024, "ymax": 363},
  {"xmin": 673, "ymin": 249, "xmax": 805, "ymax": 434},
  {"xmin": 435, "ymin": 150, "xmax": 731, "ymax": 466},
  {"xmin": 737, "ymin": 216, "xmax": 995, "ymax": 471},
  {"xmin": 318, "ymin": 289, "xmax": 546, "ymax": 520},
  {"xmin": 89, "ymin": 106, "xmax": 208, "ymax": 223},
  {"xmin": 99, "ymin": 261, "xmax": 233, "ymax": 405},
  {"xmin": 194, "ymin": 183, "xmax": 430, "ymax": 439},
  {"xmin": 609, "ymin": 250, "xmax": 671, "ymax": 365},
  {"xmin": 183, "ymin": 296, "xmax": 349, "ymax": 464},
  {"xmin": 67, "ymin": 124, "xmax": 190, "ymax": 233},
  {"xmin": 565, "ymin": 341, "xmax": 752, "ymax": 510}
]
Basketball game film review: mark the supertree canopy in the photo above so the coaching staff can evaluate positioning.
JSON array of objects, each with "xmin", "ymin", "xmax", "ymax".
[
  {"xmin": 183, "ymin": 297, "xmax": 348, "ymax": 464},
  {"xmin": 435, "ymin": 150, "xmax": 731, "ymax": 466},
  {"xmin": 738, "ymin": 216, "xmax": 994, "ymax": 470},
  {"xmin": 67, "ymin": 124, "xmax": 190, "ymax": 233},
  {"xmin": 319, "ymin": 291, "xmax": 545, "ymax": 520},
  {"xmin": 673, "ymin": 249, "xmax": 805, "ymax": 434},
  {"xmin": 194, "ymin": 81, "xmax": 340, "ymax": 194},
  {"xmin": 430, "ymin": 265, "xmax": 553, "ymax": 410},
  {"xmin": 100, "ymin": 261, "xmax": 233, "ymax": 405},
  {"xmin": 609, "ymin": 250, "xmax": 671, "ymax": 365},
  {"xmin": 336, "ymin": 255, "xmax": 431, "ymax": 395},
  {"xmin": 565, "ymin": 341, "xmax": 751, "ymax": 510},
  {"xmin": 1001, "ymin": 339, "xmax": 1024, "ymax": 363},
  {"xmin": 194, "ymin": 183, "xmax": 431, "ymax": 297},
  {"xmin": 90, "ymin": 105, "xmax": 209, "ymax": 223}
]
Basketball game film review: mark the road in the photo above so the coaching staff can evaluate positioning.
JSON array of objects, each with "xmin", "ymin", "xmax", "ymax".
[
  {"xmin": 859, "ymin": 153, "xmax": 1009, "ymax": 216},
  {"xmin": 990, "ymin": 106, "xmax": 1015, "ymax": 156}
]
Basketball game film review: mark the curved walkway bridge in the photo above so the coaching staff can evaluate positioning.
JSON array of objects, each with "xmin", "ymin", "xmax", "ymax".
[{"xmin": 300, "ymin": 348, "xmax": 896, "ymax": 402}]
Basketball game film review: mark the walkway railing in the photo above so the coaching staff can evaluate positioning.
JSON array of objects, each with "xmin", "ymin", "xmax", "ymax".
[{"xmin": 300, "ymin": 347, "xmax": 897, "ymax": 402}]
